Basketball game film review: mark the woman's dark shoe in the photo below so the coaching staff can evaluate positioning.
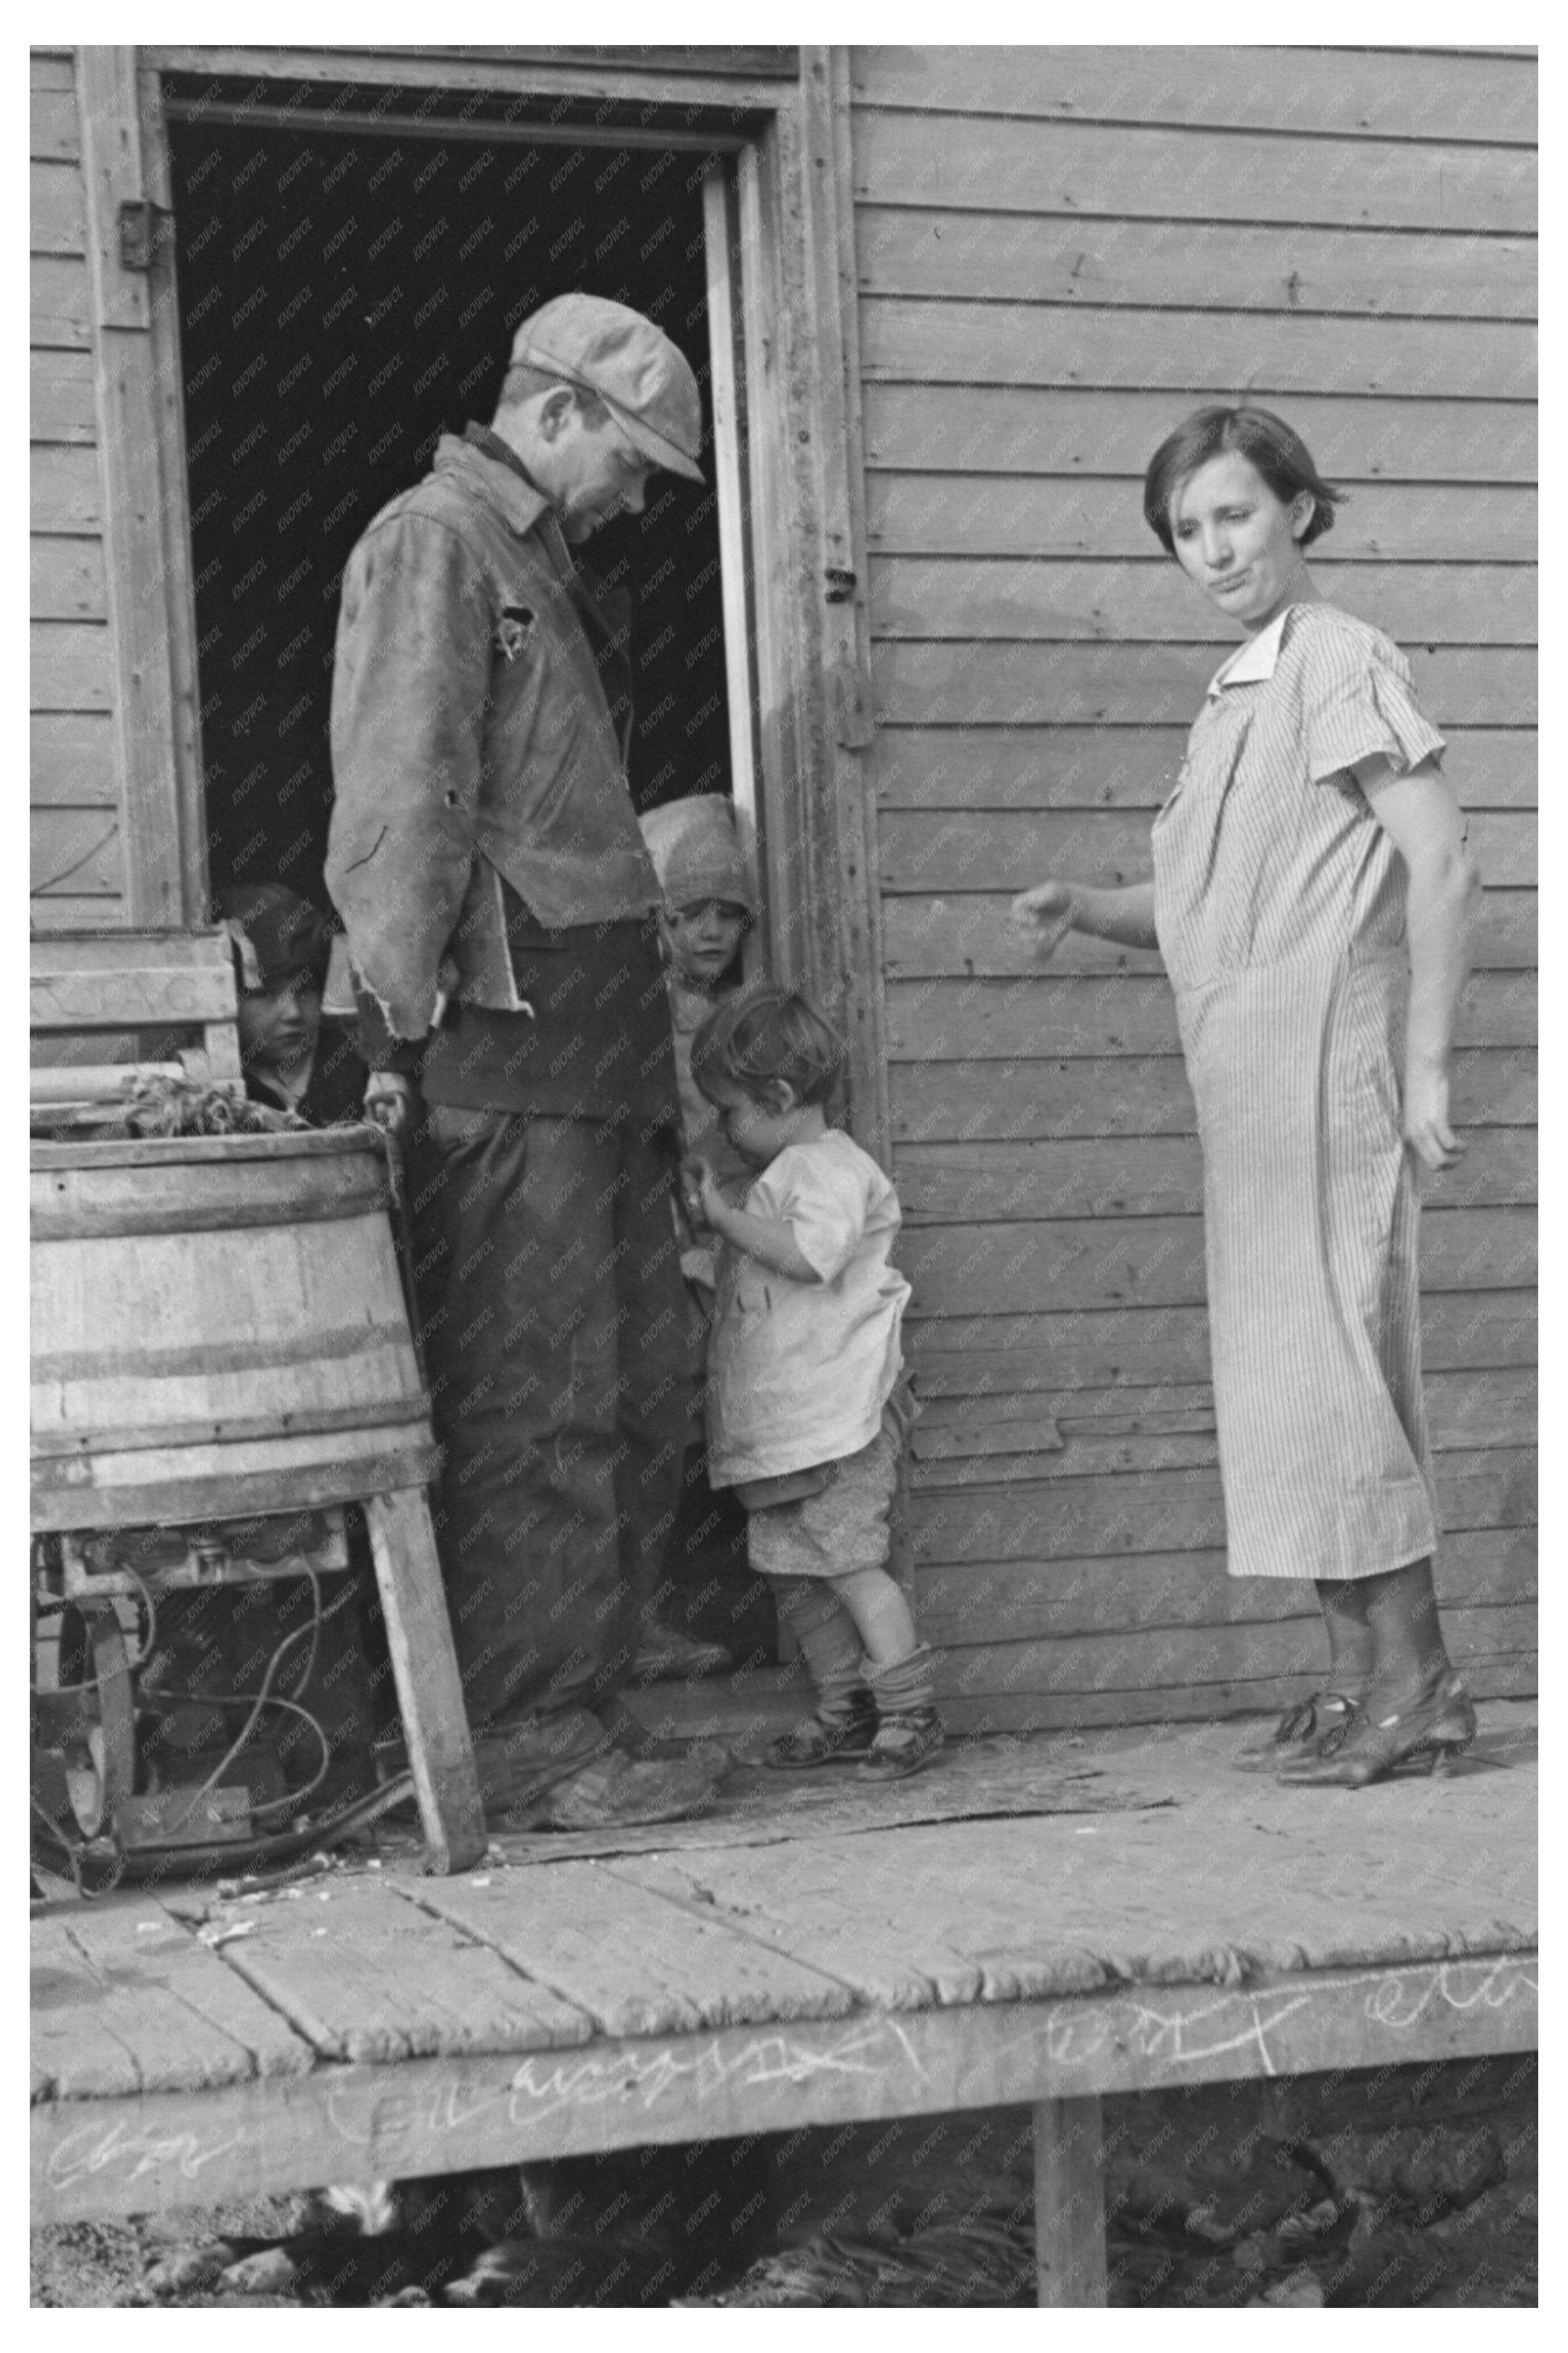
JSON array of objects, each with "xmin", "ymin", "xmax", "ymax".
[
  {"xmin": 1276, "ymin": 1670, "xmax": 1476, "ymax": 1788},
  {"xmin": 1232, "ymin": 1691, "xmax": 1361, "ymax": 1774},
  {"xmin": 763, "ymin": 1694, "xmax": 877, "ymax": 1770}
]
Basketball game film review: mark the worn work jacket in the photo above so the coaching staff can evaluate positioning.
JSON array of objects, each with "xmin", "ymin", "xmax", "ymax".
[{"xmin": 325, "ymin": 432, "xmax": 664, "ymax": 1046}]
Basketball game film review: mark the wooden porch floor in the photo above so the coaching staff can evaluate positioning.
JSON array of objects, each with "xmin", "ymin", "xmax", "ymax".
[{"xmin": 32, "ymin": 1699, "xmax": 1537, "ymax": 2255}]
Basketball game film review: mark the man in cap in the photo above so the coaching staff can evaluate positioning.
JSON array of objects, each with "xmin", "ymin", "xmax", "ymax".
[{"xmin": 326, "ymin": 295, "xmax": 719, "ymax": 1820}]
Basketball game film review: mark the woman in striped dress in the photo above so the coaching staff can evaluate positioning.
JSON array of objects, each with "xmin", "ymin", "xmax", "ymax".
[{"xmin": 1011, "ymin": 405, "xmax": 1483, "ymax": 1787}]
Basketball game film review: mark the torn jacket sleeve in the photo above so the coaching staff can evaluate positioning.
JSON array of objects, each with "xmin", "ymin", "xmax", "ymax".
[{"xmin": 325, "ymin": 514, "xmax": 492, "ymax": 1041}]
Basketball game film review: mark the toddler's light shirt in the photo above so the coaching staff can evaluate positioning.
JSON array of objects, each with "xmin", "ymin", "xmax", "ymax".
[{"xmin": 705, "ymin": 1129, "xmax": 911, "ymax": 1486}]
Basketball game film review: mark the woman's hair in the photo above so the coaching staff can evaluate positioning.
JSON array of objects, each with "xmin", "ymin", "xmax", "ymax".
[
  {"xmin": 1143, "ymin": 405, "xmax": 1346, "ymax": 553},
  {"xmin": 689, "ymin": 985, "xmax": 845, "ymax": 1109}
]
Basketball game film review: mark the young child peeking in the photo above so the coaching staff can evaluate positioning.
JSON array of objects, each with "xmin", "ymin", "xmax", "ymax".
[
  {"xmin": 685, "ymin": 987, "xmax": 944, "ymax": 1779},
  {"xmin": 640, "ymin": 794, "xmax": 759, "ymax": 1293}
]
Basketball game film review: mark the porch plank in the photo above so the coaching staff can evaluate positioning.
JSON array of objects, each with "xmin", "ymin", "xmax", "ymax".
[
  {"xmin": 618, "ymin": 1767, "xmax": 1536, "ymax": 2012},
  {"xmin": 216, "ymin": 1878, "xmax": 595, "ymax": 2065},
  {"xmin": 413, "ymin": 1864, "xmax": 857, "ymax": 2038},
  {"xmin": 31, "ymin": 1897, "xmax": 311, "ymax": 2102}
]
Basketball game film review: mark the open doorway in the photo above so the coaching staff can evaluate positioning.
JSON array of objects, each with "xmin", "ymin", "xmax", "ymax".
[
  {"xmin": 162, "ymin": 83, "xmax": 770, "ymax": 1669},
  {"xmin": 164, "ymin": 93, "xmax": 744, "ymax": 900}
]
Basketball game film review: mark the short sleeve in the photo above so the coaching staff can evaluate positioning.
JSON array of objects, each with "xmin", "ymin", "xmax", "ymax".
[
  {"xmin": 758, "ymin": 1146, "xmax": 867, "ymax": 1282},
  {"xmin": 1296, "ymin": 618, "xmax": 1446, "ymax": 788}
]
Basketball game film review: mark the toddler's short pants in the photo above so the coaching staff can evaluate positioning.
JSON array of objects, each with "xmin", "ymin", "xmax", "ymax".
[{"xmin": 745, "ymin": 1422, "xmax": 899, "ymax": 1582}]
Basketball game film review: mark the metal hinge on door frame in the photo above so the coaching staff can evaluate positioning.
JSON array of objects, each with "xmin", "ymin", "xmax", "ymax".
[{"xmin": 117, "ymin": 198, "xmax": 173, "ymax": 271}]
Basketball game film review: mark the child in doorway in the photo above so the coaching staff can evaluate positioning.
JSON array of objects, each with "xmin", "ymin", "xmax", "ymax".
[
  {"xmin": 636, "ymin": 793, "xmax": 764, "ymax": 1679},
  {"xmin": 640, "ymin": 793, "xmax": 758, "ymax": 1291},
  {"xmin": 685, "ymin": 986, "xmax": 943, "ymax": 1778}
]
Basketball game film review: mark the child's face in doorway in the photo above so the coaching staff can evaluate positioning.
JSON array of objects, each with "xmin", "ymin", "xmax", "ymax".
[
  {"xmin": 706, "ymin": 1078, "xmax": 812, "ymax": 1169},
  {"xmin": 237, "ymin": 977, "xmax": 321, "ymax": 1081},
  {"xmin": 659, "ymin": 898, "xmax": 748, "ymax": 990}
]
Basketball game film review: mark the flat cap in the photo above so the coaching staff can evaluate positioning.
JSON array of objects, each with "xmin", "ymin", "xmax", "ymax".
[{"xmin": 510, "ymin": 293, "xmax": 703, "ymax": 482}]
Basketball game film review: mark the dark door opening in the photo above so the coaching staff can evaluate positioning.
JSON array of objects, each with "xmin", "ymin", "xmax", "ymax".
[
  {"xmin": 164, "ymin": 86, "xmax": 772, "ymax": 1673},
  {"xmin": 165, "ymin": 96, "xmax": 736, "ymax": 906}
]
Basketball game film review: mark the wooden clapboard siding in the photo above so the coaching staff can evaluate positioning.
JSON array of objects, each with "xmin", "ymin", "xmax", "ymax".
[
  {"xmin": 896, "ymin": 1206, "xmax": 1535, "ymax": 1318},
  {"xmin": 850, "ymin": 111, "xmax": 1535, "ymax": 233},
  {"xmin": 895, "ymin": 1128, "xmax": 1536, "ymax": 1222},
  {"xmin": 907, "ymin": 1297, "xmax": 1538, "ymax": 1393},
  {"xmin": 874, "ymin": 643, "xmax": 1536, "ymax": 727},
  {"xmin": 857, "ymin": 214, "xmax": 1537, "ymax": 322},
  {"xmin": 30, "ymin": 49, "xmax": 124, "ymax": 932},
  {"xmin": 872, "ymin": 726, "xmax": 1537, "ymax": 808},
  {"xmin": 883, "ymin": 971, "xmax": 1535, "ymax": 1058},
  {"xmin": 890, "ymin": 1049, "xmax": 1535, "ymax": 1141},
  {"xmin": 910, "ymin": 1450, "xmax": 1533, "ymax": 1568},
  {"xmin": 916, "ymin": 1530, "xmax": 1536, "ymax": 1654},
  {"xmin": 849, "ymin": 46, "xmax": 1538, "ymax": 145},
  {"xmin": 877, "ymin": 811, "xmax": 1536, "ymax": 891},
  {"xmin": 30, "ymin": 536, "xmax": 106, "ymax": 621},
  {"xmin": 30, "ymin": 712, "xmax": 118, "ymax": 806},
  {"xmin": 32, "ymin": 256, "xmax": 93, "ymax": 348},
  {"xmin": 862, "ymin": 301, "xmax": 1538, "ymax": 398},
  {"xmin": 904, "ymin": 1373, "xmax": 1535, "ymax": 1486},
  {"xmin": 908, "ymin": 1366, "xmax": 1536, "ymax": 1467},
  {"xmin": 849, "ymin": 43, "xmax": 1537, "ymax": 1719},
  {"xmin": 865, "ymin": 388, "xmax": 1537, "ymax": 480},
  {"xmin": 868, "ymin": 477, "xmax": 1538, "ymax": 562},
  {"xmin": 885, "ymin": 890, "xmax": 1536, "ymax": 973},
  {"xmin": 871, "ymin": 561, "xmax": 1536, "ymax": 645}
]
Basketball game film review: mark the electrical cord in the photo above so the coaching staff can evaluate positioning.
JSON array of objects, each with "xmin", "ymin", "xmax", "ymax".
[
  {"xmin": 35, "ymin": 1562, "xmax": 352, "ymax": 1858},
  {"xmin": 30, "ymin": 1769, "xmax": 417, "ymax": 1890},
  {"xmin": 169, "ymin": 1568, "xmax": 326, "ymax": 1819},
  {"xmin": 55, "ymin": 1772, "xmax": 420, "ymax": 1883}
]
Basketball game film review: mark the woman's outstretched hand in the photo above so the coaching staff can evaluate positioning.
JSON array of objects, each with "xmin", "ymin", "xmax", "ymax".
[
  {"xmin": 1009, "ymin": 880, "xmax": 1077, "ymax": 960},
  {"xmin": 1403, "ymin": 1064, "xmax": 1466, "ymax": 1173}
]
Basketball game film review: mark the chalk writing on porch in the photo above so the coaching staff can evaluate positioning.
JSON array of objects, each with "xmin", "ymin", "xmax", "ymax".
[
  {"xmin": 1016, "ymin": 1956, "xmax": 1538, "ymax": 2082},
  {"xmin": 1363, "ymin": 1953, "xmax": 1538, "ymax": 2033},
  {"xmin": 506, "ymin": 2019, "xmax": 916, "ymax": 2128},
  {"xmin": 40, "ymin": 1957, "xmax": 1537, "ymax": 2200},
  {"xmin": 43, "ymin": 2116, "xmax": 251, "ymax": 2196}
]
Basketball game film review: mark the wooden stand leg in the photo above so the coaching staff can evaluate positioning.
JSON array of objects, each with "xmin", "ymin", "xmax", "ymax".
[
  {"xmin": 363, "ymin": 1488, "xmax": 486, "ymax": 1875},
  {"xmin": 1034, "ymin": 2093, "xmax": 1107, "ymax": 2307}
]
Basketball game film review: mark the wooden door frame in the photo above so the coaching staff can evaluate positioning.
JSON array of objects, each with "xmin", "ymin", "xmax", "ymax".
[{"xmin": 112, "ymin": 43, "xmax": 888, "ymax": 1160}]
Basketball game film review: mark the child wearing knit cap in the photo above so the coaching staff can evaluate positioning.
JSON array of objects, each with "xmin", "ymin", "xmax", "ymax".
[
  {"xmin": 634, "ymin": 795, "xmax": 765, "ymax": 1684},
  {"xmin": 639, "ymin": 794, "xmax": 759, "ymax": 1285}
]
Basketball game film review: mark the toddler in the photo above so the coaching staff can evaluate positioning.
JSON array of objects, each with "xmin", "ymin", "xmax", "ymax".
[{"xmin": 685, "ymin": 987, "xmax": 943, "ymax": 1778}]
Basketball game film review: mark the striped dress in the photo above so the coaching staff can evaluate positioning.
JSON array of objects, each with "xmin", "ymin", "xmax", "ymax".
[{"xmin": 1151, "ymin": 600, "xmax": 1446, "ymax": 1582}]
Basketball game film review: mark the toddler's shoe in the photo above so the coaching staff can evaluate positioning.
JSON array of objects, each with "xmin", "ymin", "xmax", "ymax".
[
  {"xmin": 859, "ymin": 1706, "xmax": 945, "ymax": 1780},
  {"xmin": 763, "ymin": 1693, "xmax": 877, "ymax": 1769}
]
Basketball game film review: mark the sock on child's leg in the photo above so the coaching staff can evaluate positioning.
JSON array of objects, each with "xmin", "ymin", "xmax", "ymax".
[
  {"xmin": 774, "ymin": 1579, "xmax": 866, "ymax": 1724},
  {"xmin": 863, "ymin": 1642, "xmax": 936, "ymax": 1717}
]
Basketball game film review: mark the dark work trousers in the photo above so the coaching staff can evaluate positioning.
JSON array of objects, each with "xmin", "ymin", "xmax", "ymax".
[{"xmin": 406, "ymin": 1106, "xmax": 697, "ymax": 1735}]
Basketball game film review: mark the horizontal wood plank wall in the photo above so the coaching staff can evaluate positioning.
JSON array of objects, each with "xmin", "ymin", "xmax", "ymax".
[
  {"xmin": 848, "ymin": 44, "xmax": 1537, "ymax": 1731},
  {"xmin": 30, "ymin": 47, "xmax": 124, "ymax": 932}
]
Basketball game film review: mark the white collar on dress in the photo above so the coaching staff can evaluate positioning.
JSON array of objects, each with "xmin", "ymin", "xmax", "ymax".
[
  {"xmin": 1206, "ymin": 607, "xmax": 1291, "ymax": 698},
  {"xmin": 251, "ymin": 1048, "xmax": 315, "ymax": 1111}
]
